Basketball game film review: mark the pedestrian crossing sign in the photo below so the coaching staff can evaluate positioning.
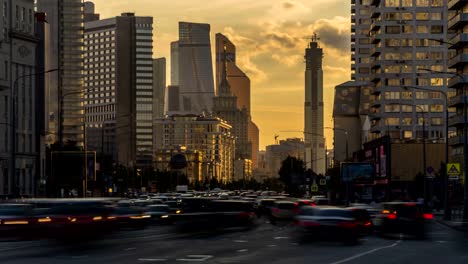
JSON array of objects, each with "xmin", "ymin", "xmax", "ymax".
[{"xmin": 447, "ymin": 163, "xmax": 460, "ymax": 176}]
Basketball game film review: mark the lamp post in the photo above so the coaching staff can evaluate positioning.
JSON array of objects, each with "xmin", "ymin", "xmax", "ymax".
[
  {"xmin": 402, "ymin": 85, "xmax": 450, "ymax": 220},
  {"xmin": 9, "ymin": 69, "xmax": 58, "ymax": 197}
]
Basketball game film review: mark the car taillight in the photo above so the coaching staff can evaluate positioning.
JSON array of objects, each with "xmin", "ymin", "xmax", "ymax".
[
  {"xmin": 364, "ymin": 221, "xmax": 372, "ymax": 226},
  {"xmin": 339, "ymin": 222, "xmax": 357, "ymax": 228},
  {"xmin": 423, "ymin": 213, "xmax": 433, "ymax": 220},
  {"xmin": 387, "ymin": 213, "xmax": 397, "ymax": 219},
  {"xmin": 272, "ymin": 208, "xmax": 280, "ymax": 213}
]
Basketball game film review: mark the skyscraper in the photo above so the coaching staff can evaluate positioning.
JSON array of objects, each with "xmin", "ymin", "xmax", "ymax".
[
  {"xmin": 0, "ymin": 0, "xmax": 38, "ymax": 195},
  {"xmin": 177, "ymin": 22, "xmax": 215, "ymax": 114},
  {"xmin": 352, "ymin": 0, "xmax": 451, "ymax": 141},
  {"xmin": 84, "ymin": 12, "xmax": 154, "ymax": 168},
  {"xmin": 215, "ymin": 33, "xmax": 259, "ymax": 168},
  {"xmin": 153, "ymin": 58, "xmax": 166, "ymax": 119},
  {"xmin": 304, "ymin": 36, "xmax": 325, "ymax": 175},
  {"xmin": 36, "ymin": 0, "xmax": 85, "ymax": 147}
]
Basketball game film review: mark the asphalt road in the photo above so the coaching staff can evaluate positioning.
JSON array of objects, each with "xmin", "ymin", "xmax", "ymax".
[{"xmin": 1, "ymin": 219, "xmax": 468, "ymax": 264}]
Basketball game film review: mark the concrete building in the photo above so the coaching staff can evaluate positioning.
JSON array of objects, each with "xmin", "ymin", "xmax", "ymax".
[
  {"xmin": 333, "ymin": 81, "xmax": 373, "ymax": 163},
  {"xmin": 167, "ymin": 85, "xmax": 180, "ymax": 112},
  {"xmin": 265, "ymin": 138, "xmax": 305, "ymax": 178},
  {"xmin": 352, "ymin": 0, "xmax": 453, "ymax": 140},
  {"xmin": 170, "ymin": 41, "xmax": 179, "ymax": 86},
  {"xmin": 36, "ymin": 0, "xmax": 85, "ymax": 147},
  {"xmin": 304, "ymin": 36, "xmax": 325, "ymax": 175},
  {"xmin": 253, "ymin": 150, "xmax": 269, "ymax": 182},
  {"xmin": 154, "ymin": 114, "xmax": 235, "ymax": 183},
  {"xmin": 447, "ymin": 0, "xmax": 468, "ymax": 182},
  {"xmin": 84, "ymin": 12, "xmax": 154, "ymax": 168},
  {"xmin": 84, "ymin": 1, "xmax": 99, "ymax": 22},
  {"xmin": 175, "ymin": 22, "xmax": 215, "ymax": 114},
  {"xmin": 0, "ymin": 0, "xmax": 38, "ymax": 195},
  {"xmin": 153, "ymin": 58, "xmax": 166, "ymax": 119},
  {"xmin": 154, "ymin": 147, "xmax": 202, "ymax": 183},
  {"xmin": 234, "ymin": 159, "xmax": 253, "ymax": 182},
  {"xmin": 215, "ymin": 33, "xmax": 259, "ymax": 169},
  {"xmin": 213, "ymin": 45, "xmax": 251, "ymax": 161}
]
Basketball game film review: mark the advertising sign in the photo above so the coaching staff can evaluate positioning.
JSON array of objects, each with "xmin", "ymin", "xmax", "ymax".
[{"xmin": 341, "ymin": 162, "xmax": 375, "ymax": 183}]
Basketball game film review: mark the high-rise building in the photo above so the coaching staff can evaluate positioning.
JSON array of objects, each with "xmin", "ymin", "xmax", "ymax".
[
  {"xmin": 36, "ymin": 0, "xmax": 85, "ymax": 147},
  {"xmin": 215, "ymin": 33, "xmax": 259, "ymax": 169},
  {"xmin": 176, "ymin": 22, "xmax": 215, "ymax": 114},
  {"xmin": 154, "ymin": 114, "xmax": 235, "ymax": 183},
  {"xmin": 167, "ymin": 85, "xmax": 180, "ymax": 112},
  {"xmin": 84, "ymin": 12, "xmax": 154, "ymax": 168},
  {"xmin": 0, "ymin": 0, "xmax": 38, "ymax": 195},
  {"xmin": 153, "ymin": 58, "xmax": 166, "ymax": 119},
  {"xmin": 170, "ymin": 41, "xmax": 179, "ymax": 86},
  {"xmin": 213, "ymin": 45, "xmax": 251, "ymax": 161},
  {"xmin": 304, "ymin": 36, "xmax": 325, "ymax": 175},
  {"xmin": 352, "ymin": 0, "xmax": 452, "ymax": 141},
  {"xmin": 265, "ymin": 138, "xmax": 305, "ymax": 178},
  {"xmin": 84, "ymin": 1, "xmax": 99, "ymax": 22},
  {"xmin": 447, "ymin": 0, "xmax": 468, "ymax": 179}
]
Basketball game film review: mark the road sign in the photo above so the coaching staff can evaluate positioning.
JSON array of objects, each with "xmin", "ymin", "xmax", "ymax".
[
  {"xmin": 447, "ymin": 163, "xmax": 461, "ymax": 176},
  {"xmin": 311, "ymin": 184, "xmax": 318, "ymax": 192},
  {"xmin": 319, "ymin": 179, "xmax": 326, "ymax": 185}
]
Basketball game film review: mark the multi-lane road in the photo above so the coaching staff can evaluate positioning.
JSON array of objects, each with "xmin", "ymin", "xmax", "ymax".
[{"xmin": 1, "ymin": 220, "xmax": 468, "ymax": 264}]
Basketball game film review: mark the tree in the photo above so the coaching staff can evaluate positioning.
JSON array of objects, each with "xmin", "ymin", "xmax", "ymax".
[{"xmin": 278, "ymin": 156, "xmax": 306, "ymax": 197}]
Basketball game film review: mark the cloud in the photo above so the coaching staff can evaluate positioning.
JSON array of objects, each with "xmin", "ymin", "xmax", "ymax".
[
  {"xmin": 307, "ymin": 17, "xmax": 350, "ymax": 55},
  {"xmin": 262, "ymin": 32, "xmax": 298, "ymax": 49},
  {"xmin": 282, "ymin": 2, "xmax": 295, "ymax": 9},
  {"xmin": 271, "ymin": 54, "xmax": 302, "ymax": 67}
]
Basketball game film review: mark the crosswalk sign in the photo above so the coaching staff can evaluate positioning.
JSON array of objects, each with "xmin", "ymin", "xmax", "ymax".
[
  {"xmin": 311, "ymin": 184, "xmax": 318, "ymax": 192},
  {"xmin": 447, "ymin": 163, "xmax": 461, "ymax": 176}
]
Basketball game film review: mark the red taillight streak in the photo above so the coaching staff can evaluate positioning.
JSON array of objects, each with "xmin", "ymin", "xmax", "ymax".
[
  {"xmin": 423, "ymin": 213, "xmax": 433, "ymax": 220},
  {"xmin": 339, "ymin": 222, "xmax": 358, "ymax": 228},
  {"xmin": 297, "ymin": 220, "xmax": 320, "ymax": 227},
  {"xmin": 364, "ymin": 221, "xmax": 372, "ymax": 226},
  {"xmin": 388, "ymin": 213, "xmax": 397, "ymax": 219}
]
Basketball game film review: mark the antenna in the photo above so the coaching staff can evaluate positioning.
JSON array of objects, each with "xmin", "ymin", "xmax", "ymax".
[{"xmin": 302, "ymin": 33, "xmax": 320, "ymax": 48}]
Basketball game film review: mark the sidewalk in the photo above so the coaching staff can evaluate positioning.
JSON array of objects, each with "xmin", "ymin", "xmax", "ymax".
[{"xmin": 434, "ymin": 211, "xmax": 468, "ymax": 232}]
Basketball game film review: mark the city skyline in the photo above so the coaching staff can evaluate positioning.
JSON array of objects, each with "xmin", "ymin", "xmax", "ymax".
[{"xmin": 92, "ymin": 0, "xmax": 351, "ymax": 149}]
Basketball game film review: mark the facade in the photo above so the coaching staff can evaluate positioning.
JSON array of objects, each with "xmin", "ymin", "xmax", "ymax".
[
  {"xmin": 154, "ymin": 114, "xmax": 235, "ymax": 183},
  {"xmin": 212, "ymin": 45, "xmax": 251, "ymax": 161},
  {"xmin": 167, "ymin": 85, "xmax": 180, "ymax": 112},
  {"xmin": 253, "ymin": 150, "xmax": 269, "ymax": 182},
  {"xmin": 352, "ymin": 0, "xmax": 452, "ymax": 140},
  {"xmin": 215, "ymin": 33, "xmax": 259, "ymax": 169},
  {"xmin": 447, "ymin": 0, "xmax": 468, "ymax": 181},
  {"xmin": 84, "ymin": 12, "xmax": 154, "ymax": 168},
  {"xmin": 233, "ymin": 159, "xmax": 253, "ymax": 181},
  {"xmin": 153, "ymin": 57, "xmax": 166, "ymax": 119},
  {"xmin": 170, "ymin": 41, "xmax": 179, "ymax": 86},
  {"xmin": 176, "ymin": 22, "xmax": 215, "ymax": 114},
  {"xmin": 304, "ymin": 36, "xmax": 325, "ymax": 175},
  {"xmin": 333, "ymin": 81, "xmax": 373, "ymax": 162},
  {"xmin": 265, "ymin": 138, "xmax": 305, "ymax": 178},
  {"xmin": 154, "ymin": 147, "xmax": 202, "ymax": 183},
  {"xmin": 36, "ymin": 0, "xmax": 85, "ymax": 147},
  {"xmin": 83, "ymin": 1, "xmax": 99, "ymax": 22},
  {"xmin": 0, "ymin": 0, "xmax": 38, "ymax": 195}
]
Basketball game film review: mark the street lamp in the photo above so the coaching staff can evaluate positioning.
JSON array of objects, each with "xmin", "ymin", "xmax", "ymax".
[
  {"xmin": 402, "ymin": 85, "xmax": 450, "ymax": 220},
  {"xmin": 10, "ymin": 68, "xmax": 58, "ymax": 197}
]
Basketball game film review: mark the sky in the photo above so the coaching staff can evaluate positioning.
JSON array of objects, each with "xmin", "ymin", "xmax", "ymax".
[{"xmin": 92, "ymin": 0, "xmax": 351, "ymax": 150}]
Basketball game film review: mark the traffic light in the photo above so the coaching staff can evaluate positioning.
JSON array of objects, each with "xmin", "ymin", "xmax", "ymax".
[{"xmin": 136, "ymin": 168, "xmax": 142, "ymax": 177}]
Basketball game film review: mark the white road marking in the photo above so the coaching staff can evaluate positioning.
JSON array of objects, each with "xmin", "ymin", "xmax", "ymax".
[
  {"xmin": 273, "ymin": 236, "xmax": 289, "ymax": 240},
  {"xmin": 328, "ymin": 240, "xmax": 402, "ymax": 264},
  {"xmin": 267, "ymin": 244, "xmax": 277, "ymax": 247},
  {"xmin": 138, "ymin": 258, "xmax": 168, "ymax": 262},
  {"xmin": 71, "ymin": 255, "xmax": 88, "ymax": 259},
  {"xmin": 436, "ymin": 240, "xmax": 448, "ymax": 243},
  {"xmin": 176, "ymin": 255, "xmax": 213, "ymax": 262},
  {"xmin": 233, "ymin": 240, "xmax": 248, "ymax": 243},
  {"xmin": 125, "ymin": 247, "xmax": 137, "ymax": 251},
  {"xmin": 140, "ymin": 233, "xmax": 175, "ymax": 239},
  {"xmin": 237, "ymin": 249, "xmax": 248, "ymax": 252}
]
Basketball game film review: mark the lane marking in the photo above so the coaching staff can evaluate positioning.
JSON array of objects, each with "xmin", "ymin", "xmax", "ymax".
[
  {"xmin": 436, "ymin": 240, "xmax": 448, "ymax": 243},
  {"xmin": 328, "ymin": 240, "xmax": 402, "ymax": 264},
  {"xmin": 125, "ymin": 247, "xmax": 137, "ymax": 251},
  {"xmin": 71, "ymin": 255, "xmax": 88, "ymax": 259},
  {"xmin": 176, "ymin": 255, "xmax": 213, "ymax": 262},
  {"xmin": 138, "ymin": 258, "xmax": 168, "ymax": 262},
  {"xmin": 273, "ymin": 236, "xmax": 289, "ymax": 240},
  {"xmin": 233, "ymin": 240, "xmax": 248, "ymax": 243},
  {"xmin": 237, "ymin": 249, "xmax": 248, "ymax": 252},
  {"xmin": 140, "ymin": 233, "xmax": 176, "ymax": 239},
  {"xmin": 267, "ymin": 244, "xmax": 277, "ymax": 247}
]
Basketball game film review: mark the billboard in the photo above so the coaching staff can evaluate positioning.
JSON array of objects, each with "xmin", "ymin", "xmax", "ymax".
[{"xmin": 341, "ymin": 162, "xmax": 375, "ymax": 183}]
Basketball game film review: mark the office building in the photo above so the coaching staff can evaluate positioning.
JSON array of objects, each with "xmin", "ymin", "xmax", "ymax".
[
  {"xmin": 153, "ymin": 57, "xmax": 166, "ymax": 119},
  {"xmin": 215, "ymin": 33, "xmax": 259, "ymax": 169},
  {"xmin": 304, "ymin": 36, "xmax": 325, "ymax": 175},
  {"xmin": 352, "ymin": 0, "xmax": 452, "ymax": 141},
  {"xmin": 0, "ymin": 0, "xmax": 38, "ymax": 195},
  {"xmin": 234, "ymin": 159, "xmax": 253, "ymax": 181},
  {"xmin": 265, "ymin": 138, "xmax": 305, "ymax": 178},
  {"xmin": 170, "ymin": 41, "xmax": 179, "ymax": 86},
  {"xmin": 36, "ymin": 0, "xmax": 85, "ymax": 147},
  {"xmin": 84, "ymin": 12, "xmax": 154, "ymax": 168},
  {"xmin": 176, "ymin": 22, "xmax": 215, "ymax": 114},
  {"xmin": 154, "ymin": 114, "xmax": 235, "ymax": 183},
  {"xmin": 84, "ymin": 1, "xmax": 99, "ymax": 22}
]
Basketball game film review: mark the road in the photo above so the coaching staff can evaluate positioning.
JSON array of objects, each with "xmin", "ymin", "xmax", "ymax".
[{"xmin": 1, "ymin": 219, "xmax": 468, "ymax": 264}]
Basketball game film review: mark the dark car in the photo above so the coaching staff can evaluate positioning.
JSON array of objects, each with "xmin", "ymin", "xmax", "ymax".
[
  {"xmin": 257, "ymin": 199, "xmax": 276, "ymax": 217},
  {"xmin": 347, "ymin": 207, "xmax": 373, "ymax": 235},
  {"xmin": 0, "ymin": 204, "xmax": 35, "ymax": 237},
  {"xmin": 294, "ymin": 206, "xmax": 361, "ymax": 244},
  {"xmin": 107, "ymin": 206, "xmax": 151, "ymax": 229},
  {"xmin": 373, "ymin": 202, "xmax": 432, "ymax": 238},
  {"xmin": 270, "ymin": 201, "xmax": 299, "ymax": 224},
  {"xmin": 145, "ymin": 205, "xmax": 171, "ymax": 223}
]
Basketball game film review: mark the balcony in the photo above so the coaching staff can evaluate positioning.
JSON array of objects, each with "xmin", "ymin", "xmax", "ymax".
[
  {"xmin": 448, "ymin": 74, "xmax": 468, "ymax": 88},
  {"xmin": 449, "ymin": 33, "xmax": 468, "ymax": 49},
  {"xmin": 448, "ymin": 53, "xmax": 468, "ymax": 69},
  {"xmin": 448, "ymin": 115, "xmax": 467, "ymax": 127},
  {"xmin": 448, "ymin": 13, "xmax": 468, "ymax": 30},
  {"xmin": 449, "ymin": 135, "xmax": 465, "ymax": 146},
  {"xmin": 448, "ymin": 94, "xmax": 468, "ymax": 107},
  {"xmin": 448, "ymin": 0, "xmax": 468, "ymax": 10}
]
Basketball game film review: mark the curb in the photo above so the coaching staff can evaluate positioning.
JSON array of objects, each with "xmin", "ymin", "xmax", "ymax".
[{"xmin": 435, "ymin": 219, "xmax": 468, "ymax": 232}]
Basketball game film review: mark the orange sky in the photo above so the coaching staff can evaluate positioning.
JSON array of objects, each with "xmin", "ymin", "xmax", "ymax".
[{"xmin": 92, "ymin": 0, "xmax": 351, "ymax": 150}]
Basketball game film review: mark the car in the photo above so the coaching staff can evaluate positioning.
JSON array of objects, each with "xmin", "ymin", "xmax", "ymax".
[
  {"xmin": 108, "ymin": 205, "xmax": 151, "ymax": 229},
  {"xmin": 257, "ymin": 198, "xmax": 277, "ymax": 217},
  {"xmin": 270, "ymin": 201, "xmax": 300, "ymax": 224},
  {"xmin": 373, "ymin": 202, "xmax": 432, "ymax": 238},
  {"xmin": 145, "ymin": 205, "xmax": 171, "ymax": 223},
  {"xmin": 0, "ymin": 204, "xmax": 35, "ymax": 238},
  {"xmin": 347, "ymin": 207, "xmax": 373, "ymax": 235},
  {"xmin": 294, "ymin": 206, "xmax": 361, "ymax": 244}
]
